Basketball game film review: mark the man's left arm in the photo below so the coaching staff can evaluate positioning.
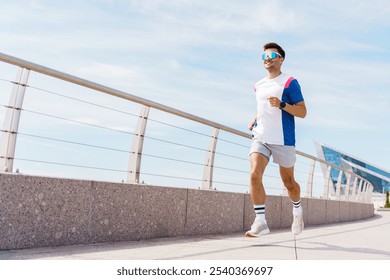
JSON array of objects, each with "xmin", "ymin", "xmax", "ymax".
[
  {"xmin": 267, "ymin": 97, "xmax": 307, "ymax": 118},
  {"xmin": 282, "ymin": 101, "xmax": 307, "ymax": 118}
]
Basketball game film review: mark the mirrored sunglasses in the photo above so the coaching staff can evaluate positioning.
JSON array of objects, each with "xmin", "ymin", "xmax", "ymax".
[{"xmin": 262, "ymin": 52, "xmax": 282, "ymax": 60}]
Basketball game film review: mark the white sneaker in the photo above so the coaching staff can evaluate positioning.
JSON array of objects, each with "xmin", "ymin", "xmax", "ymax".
[
  {"xmin": 245, "ymin": 218, "xmax": 270, "ymax": 237},
  {"xmin": 291, "ymin": 213, "xmax": 304, "ymax": 235}
]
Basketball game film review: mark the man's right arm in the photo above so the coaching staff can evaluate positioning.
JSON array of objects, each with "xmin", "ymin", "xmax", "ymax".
[{"xmin": 248, "ymin": 115, "xmax": 257, "ymax": 131}]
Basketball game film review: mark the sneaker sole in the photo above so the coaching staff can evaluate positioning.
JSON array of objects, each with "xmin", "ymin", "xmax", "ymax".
[{"xmin": 245, "ymin": 228, "xmax": 270, "ymax": 238}]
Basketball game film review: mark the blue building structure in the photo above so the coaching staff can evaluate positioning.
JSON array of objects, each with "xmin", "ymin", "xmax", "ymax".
[{"xmin": 315, "ymin": 142, "xmax": 390, "ymax": 194}]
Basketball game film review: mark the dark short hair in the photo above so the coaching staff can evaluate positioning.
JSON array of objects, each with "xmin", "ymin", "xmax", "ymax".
[{"xmin": 263, "ymin": 42, "xmax": 285, "ymax": 59}]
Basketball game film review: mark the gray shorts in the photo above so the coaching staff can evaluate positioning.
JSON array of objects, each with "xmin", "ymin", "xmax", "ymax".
[{"xmin": 249, "ymin": 138, "xmax": 296, "ymax": 168}]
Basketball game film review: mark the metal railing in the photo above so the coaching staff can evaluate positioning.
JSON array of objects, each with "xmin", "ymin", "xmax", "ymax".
[{"xmin": 0, "ymin": 52, "xmax": 373, "ymax": 202}]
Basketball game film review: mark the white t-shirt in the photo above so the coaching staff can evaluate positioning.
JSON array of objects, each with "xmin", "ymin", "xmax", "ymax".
[{"xmin": 252, "ymin": 73, "xmax": 304, "ymax": 146}]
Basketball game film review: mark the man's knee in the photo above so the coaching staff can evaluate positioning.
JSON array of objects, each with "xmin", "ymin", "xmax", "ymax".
[
  {"xmin": 282, "ymin": 176, "xmax": 296, "ymax": 190},
  {"xmin": 250, "ymin": 169, "xmax": 262, "ymax": 183}
]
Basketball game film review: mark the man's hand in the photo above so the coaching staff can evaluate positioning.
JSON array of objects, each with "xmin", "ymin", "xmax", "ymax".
[
  {"xmin": 267, "ymin": 96, "xmax": 281, "ymax": 108},
  {"xmin": 248, "ymin": 117, "xmax": 257, "ymax": 131}
]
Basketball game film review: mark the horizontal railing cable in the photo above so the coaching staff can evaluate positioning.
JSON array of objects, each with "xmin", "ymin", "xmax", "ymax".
[
  {"xmin": 9, "ymin": 157, "xmax": 131, "ymax": 174},
  {"xmin": 0, "ymin": 77, "xmax": 10, "ymax": 83},
  {"xmin": 143, "ymin": 135, "xmax": 209, "ymax": 153},
  {"xmin": 133, "ymin": 172, "xmax": 204, "ymax": 184},
  {"xmin": 28, "ymin": 85, "xmax": 140, "ymax": 118},
  {"xmin": 217, "ymin": 137, "xmax": 249, "ymax": 149},
  {"xmin": 8, "ymin": 157, "xmax": 207, "ymax": 185},
  {"xmin": 13, "ymin": 130, "xmax": 251, "ymax": 176},
  {"xmin": 16, "ymin": 131, "xmax": 130, "ymax": 154},
  {"xmin": 17, "ymin": 131, "xmax": 249, "ymax": 175},
  {"xmin": 213, "ymin": 151, "xmax": 248, "ymax": 161},
  {"xmin": 29, "ymin": 84, "xmax": 217, "ymax": 139},
  {"xmin": 147, "ymin": 118, "xmax": 212, "ymax": 138},
  {"xmin": 22, "ymin": 108, "xmax": 136, "ymax": 136}
]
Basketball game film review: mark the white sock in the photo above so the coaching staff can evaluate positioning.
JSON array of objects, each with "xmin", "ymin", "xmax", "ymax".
[
  {"xmin": 292, "ymin": 199, "xmax": 303, "ymax": 215},
  {"xmin": 254, "ymin": 204, "xmax": 266, "ymax": 223}
]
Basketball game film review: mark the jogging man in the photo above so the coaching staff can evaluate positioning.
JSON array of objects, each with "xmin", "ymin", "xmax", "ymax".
[{"xmin": 246, "ymin": 42, "xmax": 307, "ymax": 237}]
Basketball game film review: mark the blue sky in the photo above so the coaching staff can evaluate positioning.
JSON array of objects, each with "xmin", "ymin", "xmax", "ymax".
[{"xmin": 1, "ymin": 0, "xmax": 389, "ymax": 183}]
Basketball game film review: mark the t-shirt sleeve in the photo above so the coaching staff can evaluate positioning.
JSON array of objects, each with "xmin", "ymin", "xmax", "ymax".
[{"xmin": 287, "ymin": 79, "xmax": 304, "ymax": 104}]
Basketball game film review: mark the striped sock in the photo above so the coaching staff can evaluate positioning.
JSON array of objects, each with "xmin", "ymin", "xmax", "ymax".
[
  {"xmin": 292, "ymin": 199, "xmax": 302, "ymax": 215},
  {"xmin": 254, "ymin": 204, "xmax": 266, "ymax": 223}
]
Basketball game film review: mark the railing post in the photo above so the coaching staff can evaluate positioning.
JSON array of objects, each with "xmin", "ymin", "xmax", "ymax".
[
  {"xmin": 359, "ymin": 180, "xmax": 365, "ymax": 201},
  {"xmin": 367, "ymin": 185, "xmax": 373, "ymax": 203},
  {"xmin": 344, "ymin": 173, "xmax": 351, "ymax": 201},
  {"xmin": 363, "ymin": 184, "xmax": 368, "ymax": 203},
  {"xmin": 363, "ymin": 182, "xmax": 369, "ymax": 203},
  {"xmin": 0, "ymin": 68, "xmax": 30, "ymax": 172},
  {"xmin": 127, "ymin": 106, "xmax": 150, "ymax": 183},
  {"xmin": 335, "ymin": 170, "xmax": 343, "ymax": 200},
  {"xmin": 360, "ymin": 182, "xmax": 366, "ymax": 202},
  {"xmin": 357, "ymin": 181, "xmax": 364, "ymax": 202},
  {"xmin": 323, "ymin": 166, "xmax": 332, "ymax": 199},
  {"xmin": 351, "ymin": 177, "xmax": 358, "ymax": 201},
  {"xmin": 306, "ymin": 159, "xmax": 316, "ymax": 198},
  {"xmin": 202, "ymin": 128, "xmax": 219, "ymax": 190}
]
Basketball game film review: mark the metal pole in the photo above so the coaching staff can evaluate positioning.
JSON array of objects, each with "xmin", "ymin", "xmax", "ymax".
[
  {"xmin": 335, "ymin": 170, "xmax": 343, "ymax": 200},
  {"xmin": 357, "ymin": 181, "xmax": 364, "ymax": 202},
  {"xmin": 127, "ymin": 106, "xmax": 150, "ymax": 183},
  {"xmin": 306, "ymin": 159, "xmax": 316, "ymax": 198},
  {"xmin": 351, "ymin": 177, "xmax": 358, "ymax": 201},
  {"xmin": 202, "ymin": 128, "xmax": 219, "ymax": 190},
  {"xmin": 0, "ymin": 68, "xmax": 30, "ymax": 172},
  {"xmin": 344, "ymin": 173, "xmax": 351, "ymax": 201},
  {"xmin": 323, "ymin": 166, "xmax": 332, "ymax": 199}
]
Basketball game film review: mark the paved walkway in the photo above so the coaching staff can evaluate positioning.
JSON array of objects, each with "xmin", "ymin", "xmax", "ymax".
[{"xmin": 1, "ymin": 211, "xmax": 390, "ymax": 260}]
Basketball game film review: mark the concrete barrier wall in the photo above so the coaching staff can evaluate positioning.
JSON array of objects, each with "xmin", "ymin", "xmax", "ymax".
[{"xmin": 0, "ymin": 173, "xmax": 375, "ymax": 250}]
